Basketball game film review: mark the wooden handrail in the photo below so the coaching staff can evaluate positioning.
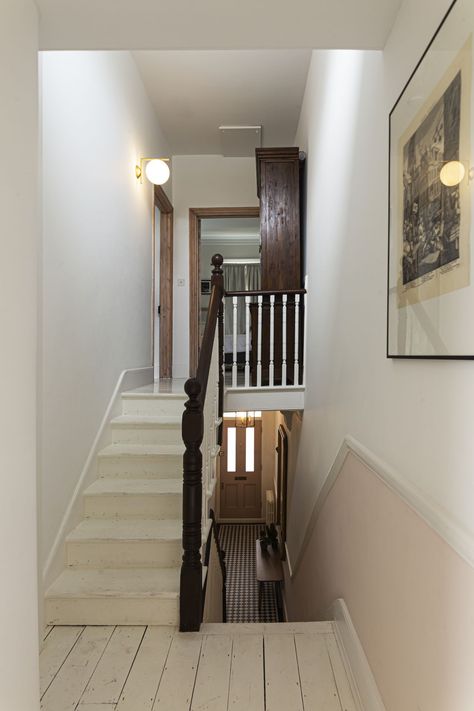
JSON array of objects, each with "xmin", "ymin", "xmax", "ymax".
[
  {"xmin": 180, "ymin": 254, "xmax": 224, "ymax": 632},
  {"xmin": 196, "ymin": 275, "xmax": 224, "ymax": 395},
  {"xmin": 225, "ymin": 288, "xmax": 306, "ymax": 297}
]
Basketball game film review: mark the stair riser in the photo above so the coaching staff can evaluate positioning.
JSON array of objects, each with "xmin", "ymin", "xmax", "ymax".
[
  {"xmin": 84, "ymin": 493, "xmax": 182, "ymax": 519},
  {"xmin": 112, "ymin": 425, "xmax": 181, "ymax": 446},
  {"xmin": 66, "ymin": 540, "xmax": 182, "ymax": 568},
  {"xmin": 45, "ymin": 596, "xmax": 178, "ymax": 626},
  {"xmin": 122, "ymin": 397, "xmax": 186, "ymax": 417},
  {"xmin": 98, "ymin": 454, "xmax": 182, "ymax": 479}
]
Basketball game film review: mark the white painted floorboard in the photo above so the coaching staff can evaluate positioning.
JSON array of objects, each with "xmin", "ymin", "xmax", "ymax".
[{"xmin": 40, "ymin": 623, "xmax": 359, "ymax": 711}]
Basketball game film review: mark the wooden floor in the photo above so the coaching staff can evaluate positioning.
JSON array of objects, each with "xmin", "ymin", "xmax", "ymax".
[{"xmin": 40, "ymin": 621, "xmax": 359, "ymax": 711}]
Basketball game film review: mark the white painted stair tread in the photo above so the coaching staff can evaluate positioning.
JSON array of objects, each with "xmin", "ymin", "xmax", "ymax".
[
  {"xmin": 99, "ymin": 443, "xmax": 184, "ymax": 457},
  {"xmin": 122, "ymin": 382, "xmax": 187, "ymax": 398},
  {"xmin": 67, "ymin": 517, "xmax": 182, "ymax": 542},
  {"xmin": 46, "ymin": 567, "xmax": 180, "ymax": 598},
  {"xmin": 84, "ymin": 478, "xmax": 182, "ymax": 497},
  {"xmin": 111, "ymin": 415, "xmax": 181, "ymax": 427}
]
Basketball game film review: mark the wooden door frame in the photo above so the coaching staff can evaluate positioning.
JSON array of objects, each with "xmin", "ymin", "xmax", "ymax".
[
  {"xmin": 276, "ymin": 424, "xmax": 288, "ymax": 548},
  {"xmin": 153, "ymin": 185, "xmax": 174, "ymax": 379},
  {"xmin": 189, "ymin": 206, "xmax": 260, "ymax": 376}
]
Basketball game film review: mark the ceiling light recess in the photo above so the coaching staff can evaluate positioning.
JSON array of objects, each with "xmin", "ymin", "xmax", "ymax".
[{"xmin": 219, "ymin": 125, "xmax": 262, "ymax": 157}]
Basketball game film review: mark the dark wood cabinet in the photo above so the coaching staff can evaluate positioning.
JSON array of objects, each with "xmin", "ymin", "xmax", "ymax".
[{"xmin": 256, "ymin": 147, "xmax": 302, "ymax": 291}]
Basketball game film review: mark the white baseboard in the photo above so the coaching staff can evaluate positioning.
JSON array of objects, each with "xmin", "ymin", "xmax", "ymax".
[
  {"xmin": 42, "ymin": 366, "xmax": 153, "ymax": 590},
  {"xmin": 331, "ymin": 599, "xmax": 386, "ymax": 711}
]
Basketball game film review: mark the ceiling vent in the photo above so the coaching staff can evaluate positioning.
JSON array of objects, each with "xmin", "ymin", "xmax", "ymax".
[{"xmin": 219, "ymin": 125, "xmax": 262, "ymax": 157}]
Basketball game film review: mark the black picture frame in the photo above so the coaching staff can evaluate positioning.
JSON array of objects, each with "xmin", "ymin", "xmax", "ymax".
[{"xmin": 386, "ymin": 0, "xmax": 474, "ymax": 360}]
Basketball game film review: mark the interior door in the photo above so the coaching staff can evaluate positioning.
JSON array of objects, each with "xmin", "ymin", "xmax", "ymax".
[{"xmin": 220, "ymin": 419, "xmax": 262, "ymax": 519}]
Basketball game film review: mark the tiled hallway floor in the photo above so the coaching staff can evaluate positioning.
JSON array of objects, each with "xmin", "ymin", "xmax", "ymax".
[{"xmin": 219, "ymin": 524, "xmax": 279, "ymax": 622}]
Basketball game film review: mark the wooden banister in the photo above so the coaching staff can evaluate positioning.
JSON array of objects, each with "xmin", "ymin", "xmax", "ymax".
[
  {"xmin": 180, "ymin": 254, "xmax": 224, "ymax": 632},
  {"xmin": 225, "ymin": 288, "xmax": 306, "ymax": 297}
]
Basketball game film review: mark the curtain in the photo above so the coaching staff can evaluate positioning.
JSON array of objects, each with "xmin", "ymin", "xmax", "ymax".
[
  {"xmin": 245, "ymin": 263, "xmax": 261, "ymax": 292},
  {"xmin": 223, "ymin": 263, "xmax": 261, "ymax": 336}
]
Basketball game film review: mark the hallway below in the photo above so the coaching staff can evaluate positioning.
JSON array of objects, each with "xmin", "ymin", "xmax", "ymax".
[
  {"xmin": 40, "ymin": 622, "xmax": 358, "ymax": 710},
  {"xmin": 219, "ymin": 524, "xmax": 279, "ymax": 623}
]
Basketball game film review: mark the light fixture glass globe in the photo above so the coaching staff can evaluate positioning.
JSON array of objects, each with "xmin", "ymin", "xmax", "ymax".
[
  {"xmin": 440, "ymin": 160, "xmax": 465, "ymax": 187},
  {"xmin": 145, "ymin": 159, "xmax": 170, "ymax": 185}
]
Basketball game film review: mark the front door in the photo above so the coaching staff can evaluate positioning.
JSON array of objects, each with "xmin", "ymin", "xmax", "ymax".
[{"xmin": 220, "ymin": 418, "xmax": 262, "ymax": 519}]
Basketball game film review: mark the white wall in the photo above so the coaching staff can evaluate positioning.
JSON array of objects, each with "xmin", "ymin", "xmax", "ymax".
[
  {"xmin": 171, "ymin": 155, "xmax": 258, "ymax": 377},
  {"xmin": 288, "ymin": 0, "xmax": 474, "ymax": 572},
  {"xmin": 40, "ymin": 52, "xmax": 169, "ymax": 575},
  {"xmin": 261, "ymin": 411, "xmax": 277, "ymax": 507},
  {"xmin": 0, "ymin": 2, "xmax": 41, "ymax": 708}
]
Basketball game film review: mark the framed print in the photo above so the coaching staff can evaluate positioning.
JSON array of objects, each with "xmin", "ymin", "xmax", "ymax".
[{"xmin": 388, "ymin": 0, "xmax": 474, "ymax": 358}]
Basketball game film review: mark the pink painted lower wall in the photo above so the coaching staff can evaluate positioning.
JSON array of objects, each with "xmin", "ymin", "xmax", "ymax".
[{"xmin": 283, "ymin": 451, "xmax": 474, "ymax": 711}]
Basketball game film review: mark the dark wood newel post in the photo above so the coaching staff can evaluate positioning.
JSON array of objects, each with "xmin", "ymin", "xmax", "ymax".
[
  {"xmin": 180, "ymin": 253, "xmax": 224, "ymax": 632},
  {"xmin": 211, "ymin": 254, "xmax": 225, "ymax": 446},
  {"xmin": 180, "ymin": 377, "xmax": 203, "ymax": 631}
]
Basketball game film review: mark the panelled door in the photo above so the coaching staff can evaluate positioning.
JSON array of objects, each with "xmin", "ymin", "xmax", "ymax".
[{"xmin": 220, "ymin": 419, "xmax": 262, "ymax": 519}]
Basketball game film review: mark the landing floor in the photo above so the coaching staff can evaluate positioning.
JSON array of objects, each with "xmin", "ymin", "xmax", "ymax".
[{"xmin": 40, "ymin": 622, "xmax": 359, "ymax": 711}]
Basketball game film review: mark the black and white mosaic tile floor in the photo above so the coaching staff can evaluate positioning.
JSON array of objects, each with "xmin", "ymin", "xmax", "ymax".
[{"xmin": 219, "ymin": 524, "xmax": 279, "ymax": 623}]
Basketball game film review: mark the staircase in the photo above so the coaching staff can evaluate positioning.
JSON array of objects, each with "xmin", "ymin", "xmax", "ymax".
[{"xmin": 45, "ymin": 383, "xmax": 187, "ymax": 626}]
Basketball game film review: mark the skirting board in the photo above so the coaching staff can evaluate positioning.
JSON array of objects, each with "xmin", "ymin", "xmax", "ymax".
[
  {"xmin": 331, "ymin": 599, "xmax": 386, "ymax": 711},
  {"xmin": 286, "ymin": 435, "xmax": 474, "ymax": 578},
  {"xmin": 42, "ymin": 366, "xmax": 153, "ymax": 590}
]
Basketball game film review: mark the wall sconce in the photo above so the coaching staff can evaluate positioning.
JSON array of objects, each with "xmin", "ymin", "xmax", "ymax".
[
  {"xmin": 135, "ymin": 157, "xmax": 170, "ymax": 185},
  {"xmin": 235, "ymin": 411, "xmax": 255, "ymax": 428},
  {"xmin": 439, "ymin": 160, "xmax": 474, "ymax": 187}
]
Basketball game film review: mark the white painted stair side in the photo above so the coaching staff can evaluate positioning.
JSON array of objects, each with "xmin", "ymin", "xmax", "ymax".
[
  {"xmin": 66, "ymin": 518, "xmax": 182, "ymax": 568},
  {"xmin": 83, "ymin": 478, "xmax": 182, "ymax": 519},
  {"xmin": 46, "ymin": 568, "xmax": 180, "ymax": 625},
  {"xmin": 97, "ymin": 443, "xmax": 183, "ymax": 478},
  {"xmin": 111, "ymin": 415, "xmax": 182, "ymax": 445},
  {"xmin": 45, "ymin": 382, "xmax": 187, "ymax": 626},
  {"xmin": 121, "ymin": 389, "xmax": 187, "ymax": 417}
]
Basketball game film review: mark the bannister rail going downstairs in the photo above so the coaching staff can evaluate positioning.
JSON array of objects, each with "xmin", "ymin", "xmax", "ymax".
[
  {"xmin": 180, "ymin": 255, "xmax": 306, "ymax": 631},
  {"xmin": 180, "ymin": 253, "xmax": 224, "ymax": 632}
]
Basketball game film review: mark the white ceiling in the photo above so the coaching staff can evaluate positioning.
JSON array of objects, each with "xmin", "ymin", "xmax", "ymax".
[
  {"xmin": 132, "ymin": 50, "xmax": 312, "ymax": 154},
  {"xmin": 37, "ymin": 0, "xmax": 403, "ymax": 51}
]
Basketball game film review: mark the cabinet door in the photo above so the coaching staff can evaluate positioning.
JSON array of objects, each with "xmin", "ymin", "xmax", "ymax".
[{"xmin": 257, "ymin": 147, "xmax": 301, "ymax": 291}]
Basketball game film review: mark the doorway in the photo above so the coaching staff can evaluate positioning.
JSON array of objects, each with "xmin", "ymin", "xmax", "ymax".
[
  {"xmin": 220, "ymin": 413, "xmax": 262, "ymax": 519},
  {"xmin": 153, "ymin": 185, "xmax": 173, "ymax": 379},
  {"xmin": 189, "ymin": 206, "xmax": 260, "ymax": 375}
]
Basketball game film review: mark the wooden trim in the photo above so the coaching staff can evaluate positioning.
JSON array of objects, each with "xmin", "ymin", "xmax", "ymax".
[
  {"xmin": 154, "ymin": 184, "xmax": 173, "ymax": 213},
  {"xmin": 154, "ymin": 185, "xmax": 173, "ymax": 379},
  {"xmin": 225, "ymin": 288, "xmax": 306, "ymax": 297},
  {"xmin": 277, "ymin": 424, "xmax": 288, "ymax": 550},
  {"xmin": 189, "ymin": 206, "xmax": 260, "ymax": 376}
]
